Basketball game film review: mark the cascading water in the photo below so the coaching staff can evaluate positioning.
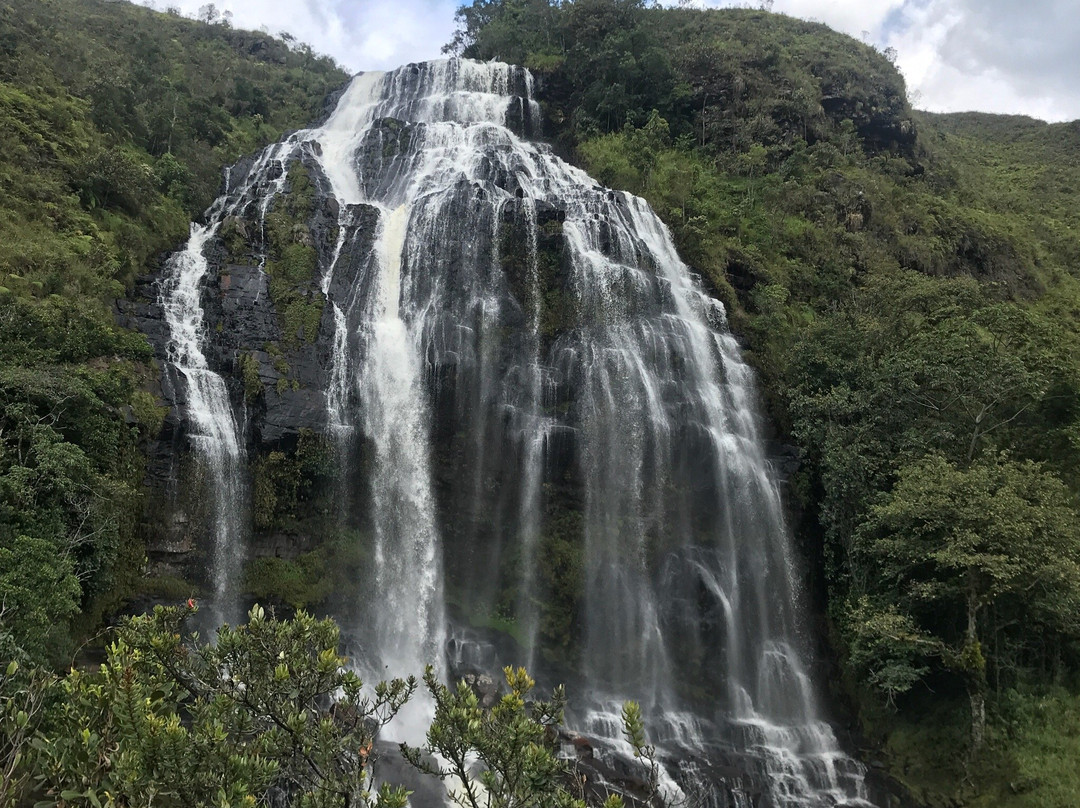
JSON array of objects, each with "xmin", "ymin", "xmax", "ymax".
[
  {"xmin": 161, "ymin": 223, "xmax": 247, "ymax": 627},
  {"xmin": 160, "ymin": 142, "xmax": 295, "ymax": 627},
  {"xmin": 354, "ymin": 202, "xmax": 447, "ymax": 739},
  {"xmin": 162, "ymin": 58, "xmax": 874, "ymax": 805},
  {"xmin": 301, "ymin": 59, "xmax": 869, "ymax": 806}
]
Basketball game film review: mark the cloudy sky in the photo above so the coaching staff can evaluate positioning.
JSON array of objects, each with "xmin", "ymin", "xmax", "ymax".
[{"xmin": 141, "ymin": 0, "xmax": 1080, "ymax": 122}]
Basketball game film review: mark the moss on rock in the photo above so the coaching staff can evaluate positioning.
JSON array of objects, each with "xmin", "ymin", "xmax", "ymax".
[
  {"xmin": 263, "ymin": 162, "xmax": 327, "ymax": 350},
  {"xmin": 251, "ymin": 429, "xmax": 334, "ymax": 531},
  {"xmin": 238, "ymin": 352, "xmax": 264, "ymax": 403}
]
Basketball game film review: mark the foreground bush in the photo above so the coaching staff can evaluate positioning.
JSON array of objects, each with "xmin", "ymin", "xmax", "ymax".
[{"xmin": 1, "ymin": 605, "xmax": 650, "ymax": 808}]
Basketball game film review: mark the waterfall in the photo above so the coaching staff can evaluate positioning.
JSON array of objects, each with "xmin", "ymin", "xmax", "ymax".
[
  {"xmin": 159, "ymin": 141, "xmax": 296, "ymax": 626},
  {"xmin": 161, "ymin": 58, "xmax": 873, "ymax": 806},
  {"xmin": 160, "ymin": 223, "xmax": 247, "ymax": 626},
  {"xmin": 356, "ymin": 202, "xmax": 448, "ymax": 739}
]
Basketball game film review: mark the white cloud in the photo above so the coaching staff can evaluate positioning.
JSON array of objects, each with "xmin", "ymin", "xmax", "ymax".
[
  {"xmin": 709, "ymin": 0, "xmax": 1080, "ymax": 121},
  {"xmin": 769, "ymin": 0, "xmax": 902, "ymax": 41},
  {"xmin": 702, "ymin": 0, "xmax": 905, "ymax": 43},
  {"xmin": 140, "ymin": 0, "xmax": 458, "ymax": 72},
  {"xmin": 883, "ymin": 0, "xmax": 1080, "ymax": 121}
]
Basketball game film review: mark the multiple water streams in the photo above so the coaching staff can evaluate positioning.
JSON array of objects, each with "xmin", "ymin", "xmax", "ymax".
[{"xmin": 159, "ymin": 59, "xmax": 873, "ymax": 806}]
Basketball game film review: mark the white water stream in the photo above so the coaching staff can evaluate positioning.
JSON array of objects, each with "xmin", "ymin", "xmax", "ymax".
[{"xmin": 160, "ymin": 142, "xmax": 295, "ymax": 626}]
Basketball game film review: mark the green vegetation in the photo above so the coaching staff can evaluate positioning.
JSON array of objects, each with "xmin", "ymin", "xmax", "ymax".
[
  {"xmin": 243, "ymin": 552, "xmax": 333, "ymax": 609},
  {"xmin": 1, "ymin": 606, "xmax": 653, "ymax": 808},
  {"xmin": 850, "ymin": 454, "xmax": 1080, "ymax": 747},
  {"xmin": 498, "ymin": 215, "xmax": 575, "ymax": 341},
  {"xmin": 263, "ymin": 162, "xmax": 330, "ymax": 350},
  {"xmin": 0, "ymin": 0, "xmax": 346, "ymax": 667},
  {"xmin": 136, "ymin": 573, "xmax": 200, "ymax": 600},
  {"xmin": 251, "ymin": 429, "xmax": 335, "ymax": 530},
  {"xmin": 239, "ymin": 352, "xmax": 265, "ymax": 403},
  {"xmin": 241, "ymin": 526, "xmax": 378, "ymax": 614},
  {"xmin": 0, "ymin": 356, "xmax": 152, "ymax": 665},
  {"xmin": 2, "ymin": 605, "xmax": 415, "ymax": 808},
  {"xmin": 403, "ymin": 666, "xmax": 613, "ymax": 808},
  {"xmin": 536, "ymin": 505, "xmax": 585, "ymax": 668},
  {"xmin": 451, "ymin": 1, "xmax": 1080, "ymax": 803}
]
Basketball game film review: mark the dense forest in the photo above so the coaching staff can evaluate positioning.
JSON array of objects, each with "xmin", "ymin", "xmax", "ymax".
[{"xmin": 2, "ymin": 0, "xmax": 1080, "ymax": 806}]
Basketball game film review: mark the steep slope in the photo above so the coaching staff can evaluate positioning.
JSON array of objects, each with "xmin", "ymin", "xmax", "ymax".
[{"xmin": 0, "ymin": 0, "xmax": 347, "ymax": 664}]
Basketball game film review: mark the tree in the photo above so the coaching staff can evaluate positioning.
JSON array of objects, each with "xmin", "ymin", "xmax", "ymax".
[
  {"xmin": 853, "ymin": 454, "xmax": 1080, "ymax": 748},
  {"xmin": 0, "ymin": 366, "xmax": 143, "ymax": 665},
  {"xmin": 0, "ymin": 536, "xmax": 81, "ymax": 663},
  {"xmin": 402, "ymin": 667, "xmax": 591, "ymax": 808},
  {"xmin": 786, "ymin": 277, "xmax": 1070, "ymax": 594},
  {"xmin": 26, "ymin": 604, "xmax": 415, "ymax": 808},
  {"xmin": 402, "ymin": 668, "xmax": 662, "ymax": 808},
  {"xmin": 0, "ymin": 658, "xmax": 48, "ymax": 808},
  {"xmin": 8, "ymin": 607, "xmax": 658, "ymax": 808},
  {"xmin": 883, "ymin": 303, "xmax": 1054, "ymax": 464},
  {"xmin": 197, "ymin": 3, "xmax": 220, "ymax": 24}
]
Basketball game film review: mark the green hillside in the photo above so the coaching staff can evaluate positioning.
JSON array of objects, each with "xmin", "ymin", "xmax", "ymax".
[
  {"xmin": 0, "ymin": 0, "xmax": 347, "ymax": 664},
  {"xmin": 449, "ymin": 2, "xmax": 1080, "ymax": 805}
]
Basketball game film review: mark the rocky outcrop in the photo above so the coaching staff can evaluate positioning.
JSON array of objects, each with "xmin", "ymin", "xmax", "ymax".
[{"xmin": 119, "ymin": 155, "xmax": 368, "ymax": 587}]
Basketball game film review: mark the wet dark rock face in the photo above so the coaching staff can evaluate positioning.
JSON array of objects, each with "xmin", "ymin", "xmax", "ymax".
[
  {"xmin": 122, "ymin": 141, "xmax": 565, "ymax": 590},
  {"xmin": 119, "ymin": 163, "xmax": 368, "ymax": 581}
]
